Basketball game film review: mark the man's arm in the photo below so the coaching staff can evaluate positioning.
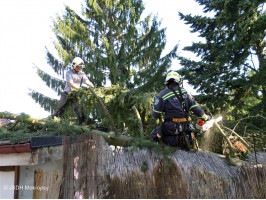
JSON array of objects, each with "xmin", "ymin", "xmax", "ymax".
[
  {"xmin": 187, "ymin": 94, "xmax": 208, "ymax": 121},
  {"xmin": 82, "ymin": 73, "xmax": 94, "ymax": 88},
  {"xmin": 85, "ymin": 81, "xmax": 94, "ymax": 88},
  {"xmin": 151, "ymin": 95, "xmax": 163, "ymax": 118},
  {"xmin": 67, "ymin": 81, "xmax": 80, "ymax": 90}
]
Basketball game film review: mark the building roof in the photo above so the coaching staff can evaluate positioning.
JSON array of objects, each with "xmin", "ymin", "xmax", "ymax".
[{"xmin": 0, "ymin": 118, "xmax": 9, "ymax": 127}]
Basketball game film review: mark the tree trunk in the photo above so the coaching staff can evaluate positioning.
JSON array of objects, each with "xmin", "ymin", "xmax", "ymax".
[
  {"xmin": 262, "ymin": 86, "xmax": 266, "ymax": 114},
  {"xmin": 61, "ymin": 132, "xmax": 266, "ymax": 199}
]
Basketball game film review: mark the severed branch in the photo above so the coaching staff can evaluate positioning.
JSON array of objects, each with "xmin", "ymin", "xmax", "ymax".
[
  {"xmin": 249, "ymin": 53, "xmax": 258, "ymax": 72},
  {"xmin": 7, "ymin": 121, "xmax": 19, "ymax": 131},
  {"xmin": 221, "ymin": 125, "xmax": 253, "ymax": 152},
  {"xmin": 132, "ymin": 106, "xmax": 144, "ymax": 137},
  {"xmin": 87, "ymin": 87, "xmax": 119, "ymax": 136},
  {"xmin": 214, "ymin": 121, "xmax": 236, "ymax": 158},
  {"xmin": 0, "ymin": 112, "xmax": 130, "ymax": 146}
]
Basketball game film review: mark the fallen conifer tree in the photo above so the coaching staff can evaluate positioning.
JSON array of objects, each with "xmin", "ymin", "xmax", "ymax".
[
  {"xmin": 0, "ymin": 111, "xmax": 257, "ymax": 166},
  {"xmin": 1, "ymin": 112, "xmax": 265, "ymax": 198}
]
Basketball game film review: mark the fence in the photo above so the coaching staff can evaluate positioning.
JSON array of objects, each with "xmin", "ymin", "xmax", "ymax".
[{"xmin": 33, "ymin": 168, "xmax": 61, "ymax": 199}]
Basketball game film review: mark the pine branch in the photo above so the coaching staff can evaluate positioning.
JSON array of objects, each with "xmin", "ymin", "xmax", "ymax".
[
  {"xmin": 0, "ymin": 112, "xmax": 133, "ymax": 147},
  {"xmin": 0, "ymin": 112, "xmax": 44, "ymax": 128},
  {"xmin": 34, "ymin": 64, "xmax": 65, "ymax": 95},
  {"xmin": 132, "ymin": 106, "xmax": 144, "ymax": 137},
  {"xmin": 30, "ymin": 90, "xmax": 58, "ymax": 113},
  {"xmin": 233, "ymin": 116, "xmax": 266, "ymax": 132},
  {"xmin": 46, "ymin": 50, "xmax": 66, "ymax": 76}
]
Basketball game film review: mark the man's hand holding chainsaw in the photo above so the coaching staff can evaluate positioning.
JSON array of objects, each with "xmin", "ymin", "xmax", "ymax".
[{"xmin": 196, "ymin": 115, "xmax": 222, "ymax": 132}]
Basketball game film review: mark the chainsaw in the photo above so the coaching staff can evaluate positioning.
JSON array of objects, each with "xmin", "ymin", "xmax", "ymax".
[{"xmin": 196, "ymin": 116, "xmax": 223, "ymax": 133}]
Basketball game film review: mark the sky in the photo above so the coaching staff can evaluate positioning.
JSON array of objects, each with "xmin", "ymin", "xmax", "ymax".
[{"xmin": 0, "ymin": 0, "xmax": 205, "ymax": 118}]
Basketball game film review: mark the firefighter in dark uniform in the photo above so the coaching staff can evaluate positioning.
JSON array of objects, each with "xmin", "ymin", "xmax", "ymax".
[{"xmin": 151, "ymin": 71, "xmax": 208, "ymax": 148}]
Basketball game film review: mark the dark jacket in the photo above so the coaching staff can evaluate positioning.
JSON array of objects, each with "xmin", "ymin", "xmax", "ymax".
[{"xmin": 151, "ymin": 85, "xmax": 205, "ymax": 120}]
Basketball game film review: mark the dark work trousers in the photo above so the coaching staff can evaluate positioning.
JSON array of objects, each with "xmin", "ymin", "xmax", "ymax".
[
  {"xmin": 150, "ymin": 126, "xmax": 178, "ymax": 146},
  {"xmin": 54, "ymin": 91, "xmax": 85, "ymax": 124},
  {"xmin": 150, "ymin": 121, "xmax": 193, "ymax": 147}
]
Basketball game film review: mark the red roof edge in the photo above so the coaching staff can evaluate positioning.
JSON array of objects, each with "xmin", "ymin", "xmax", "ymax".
[{"xmin": 0, "ymin": 143, "xmax": 32, "ymax": 154}]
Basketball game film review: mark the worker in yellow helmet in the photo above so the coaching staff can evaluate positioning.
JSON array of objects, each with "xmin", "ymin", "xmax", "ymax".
[{"xmin": 151, "ymin": 71, "xmax": 208, "ymax": 149}]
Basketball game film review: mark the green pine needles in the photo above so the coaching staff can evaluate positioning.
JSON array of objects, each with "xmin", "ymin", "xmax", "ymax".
[
  {"xmin": 178, "ymin": 0, "xmax": 266, "ymax": 143},
  {"xmin": 65, "ymin": 85, "xmax": 158, "ymax": 137},
  {"xmin": 30, "ymin": 0, "xmax": 177, "ymax": 119}
]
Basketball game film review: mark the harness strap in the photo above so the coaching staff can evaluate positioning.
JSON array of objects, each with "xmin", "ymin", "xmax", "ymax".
[
  {"xmin": 80, "ymin": 77, "xmax": 83, "ymax": 87},
  {"xmin": 172, "ymin": 117, "xmax": 191, "ymax": 123},
  {"xmin": 169, "ymin": 86, "xmax": 189, "ymax": 121}
]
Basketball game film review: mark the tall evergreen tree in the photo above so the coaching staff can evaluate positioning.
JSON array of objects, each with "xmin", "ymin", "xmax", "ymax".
[
  {"xmin": 31, "ymin": 0, "xmax": 177, "ymax": 114},
  {"xmin": 178, "ymin": 0, "xmax": 265, "ymax": 116}
]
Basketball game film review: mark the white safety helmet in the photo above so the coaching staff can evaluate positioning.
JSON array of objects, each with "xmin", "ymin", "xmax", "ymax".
[
  {"xmin": 72, "ymin": 57, "xmax": 84, "ymax": 68},
  {"xmin": 164, "ymin": 71, "xmax": 181, "ymax": 85}
]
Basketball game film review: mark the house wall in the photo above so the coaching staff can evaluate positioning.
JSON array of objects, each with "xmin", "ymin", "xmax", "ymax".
[
  {"xmin": 0, "ymin": 145, "xmax": 63, "ymax": 199},
  {"xmin": 0, "ymin": 171, "xmax": 15, "ymax": 199},
  {"xmin": 0, "ymin": 152, "xmax": 35, "ymax": 166},
  {"xmin": 19, "ymin": 159, "xmax": 63, "ymax": 199}
]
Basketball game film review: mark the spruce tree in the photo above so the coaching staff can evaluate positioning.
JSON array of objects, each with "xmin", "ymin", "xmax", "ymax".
[
  {"xmin": 31, "ymin": 0, "xmax": 177, "ymax": 115},
  {"xmin": 178, "ymin": 0, "xmax": 265, "ymax": 116}
]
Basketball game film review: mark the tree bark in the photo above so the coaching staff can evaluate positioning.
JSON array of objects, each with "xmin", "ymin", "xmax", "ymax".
[
  {"xmin": 87, "ymin": 87, "xmax": 119, "ymax": 136},
  {"xmin": 61, "ymin": 132, "xmax": 266, "ymax": 199}
]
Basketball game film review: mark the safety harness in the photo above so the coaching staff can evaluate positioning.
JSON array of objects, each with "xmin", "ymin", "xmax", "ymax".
[
  {"xmin": 169, "ymin": 85, "xmax": 193, "ymax": 149},
  {"xmin": 169, "ymin": 85, "xmax": 190, "ymax": 122}
]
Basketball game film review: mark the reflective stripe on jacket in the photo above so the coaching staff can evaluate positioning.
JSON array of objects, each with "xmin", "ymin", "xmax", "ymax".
[{"xmin": 151, "ymin": 85, "xmax": 205, "ymax": 120}]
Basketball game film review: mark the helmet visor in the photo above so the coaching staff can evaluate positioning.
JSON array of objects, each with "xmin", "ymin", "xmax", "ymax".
[{"xmin": 76, "ymin": 63, "xmax": 84, "ymax": 68}]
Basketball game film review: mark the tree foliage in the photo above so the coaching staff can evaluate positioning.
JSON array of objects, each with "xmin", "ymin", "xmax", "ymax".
[
  {"xmin": 0, "ymin": 112, "xmax": 85, "ymax": 143},
  {"xmin": 178, "ymin": 0, "xmax": 266, "ymax": 150},
  {"xmin": 23, "ymin": 0, "xmax": 266, "ymax": 153},
  {"xmin": 178, "ymin": 0, "xmax": 265, "ymax": 115},
  {"xmin": 65, "ymin": 85, "xmax": 158, "ymax": 137},
  {"xmin": 31, "ymin": 0, "xmax": 177, "ymax": 118}
]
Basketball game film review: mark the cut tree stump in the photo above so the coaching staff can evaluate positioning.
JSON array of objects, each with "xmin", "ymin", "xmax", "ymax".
[{"xmin": 60, "ymin": 132, "xmax": 266, "ymax": 199}]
